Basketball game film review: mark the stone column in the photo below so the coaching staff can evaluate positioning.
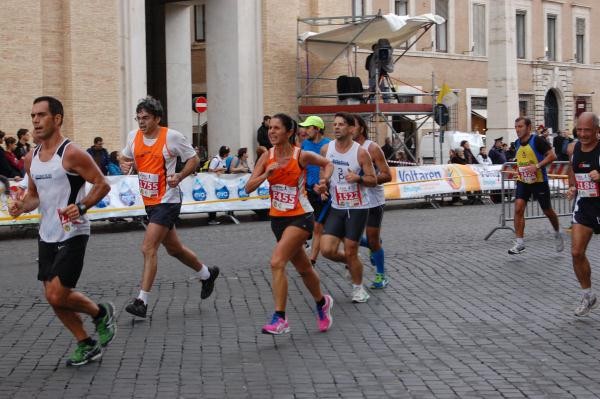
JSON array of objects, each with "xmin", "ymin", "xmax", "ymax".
[
  {"xmin": 119, "ymin": 0, "xmax": 147, "ymax": 144},
  {"xmin": 165, "ymin": 4, "xmax": 194, "ymax": 141},
  {"xmin": 206, "ymin": 0, "xmax": 262, "ymax": 157},
  {"xmin": 487, "ymin": 0, "xmax": 519, "ymax": 144}
]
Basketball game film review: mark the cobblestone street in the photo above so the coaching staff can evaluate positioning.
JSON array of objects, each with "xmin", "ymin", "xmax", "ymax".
[{"xmin": 1, "ymin": 204, "xmax": 600, "ymax": 398}]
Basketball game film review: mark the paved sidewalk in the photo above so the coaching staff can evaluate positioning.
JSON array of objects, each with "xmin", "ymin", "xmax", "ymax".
[{"xmin": 1, "ymin": 204, "xmax": 600, "ymax": 398}]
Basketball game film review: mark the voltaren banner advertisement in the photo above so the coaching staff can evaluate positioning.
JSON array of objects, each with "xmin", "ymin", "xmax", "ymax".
[{"xmin": 383, "ymin": 164, "xmax": 505, "ymax": 200}]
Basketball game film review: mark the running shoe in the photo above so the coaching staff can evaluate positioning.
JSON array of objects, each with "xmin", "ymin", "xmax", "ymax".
[
  {"xmin": 200, "ymin": 266, "xmax": 220, "ymax": 299},
  {"xmin": 261, "ymin": 314, "xmax": 290, "ymax": 335},
  {"xmin": 351, "ymin": 285, "xmax": 370, "ymax": 303},
  {"xmin": 508, "ymin": 243, "xmax": 525, "ymax": 255},
  {"xmin": 66, "ymin": 341, "xmax": 102, "ymax": 367},
  {"xmin": 94, "ymin": 302, "xmax": 116, "ymax": 347},
  {"xmin": 370, "ymin": 273, "xmax": 389, "ymax": 289},
  {"xmin": 316, "ymin": 295, "xmax": 333, "ymax": 332},
  {"xmin": 574, "ymin": 293, "xmax": 598, "ymax": 317},
  {"xmin": 125, "ymin": 298, "xmax": 147, "ymax": 318},
  {"xmin": 555, "ymin": 232, "xmax": 565, "ymax": 252}
]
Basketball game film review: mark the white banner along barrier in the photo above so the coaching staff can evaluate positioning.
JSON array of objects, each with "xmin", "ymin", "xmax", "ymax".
[{"xmin": 1, "ymin": 165, "xmax": 537, "ymax": 226}]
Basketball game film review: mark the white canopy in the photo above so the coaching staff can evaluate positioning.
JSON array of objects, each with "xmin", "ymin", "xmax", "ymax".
[{"xmin": 299, "ymin": 13, "xmax": 445, "ymax": 61}]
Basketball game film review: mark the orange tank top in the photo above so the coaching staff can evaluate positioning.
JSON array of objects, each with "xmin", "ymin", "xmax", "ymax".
[
  {"xmin": 133, "ymin": 127, "xmax": 168, "ymax": 206},
  {"xmin": 267, "ymin": 146, "xmax": 313, "ymax": 217}
]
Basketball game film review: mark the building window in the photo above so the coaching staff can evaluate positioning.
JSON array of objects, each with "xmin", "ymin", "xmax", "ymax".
[
  {"xmin": 353, "ymin": 0, "xmax": 366, "ymax": 17},
  {"xmin": 435, "ymin": 0, "xmax": 448, "ymax": 52},
  {"xmin": 395, "ymin": 0, "xmax": 408, "ymax": 15},
  {"xmin": 519, "ymin": 94, "xmax": 534, "ymax": 118},
  {"xmin": 194, "ymin": 5, "xmax": 205, "ymax": 42},
  {"xmin": 576, "ymin": 18, "xmax": 585, "ymax": 64},
  {"xmin": 472, "ymin": 3, "xmax": 486, "ymax": 56},
  {"xmin": 547, "ymin": 14, "xmax": 556, "ymax": 61},
  {"xmin": 516, "ymin": 11, "xmax": 526, "ymax": 59}
]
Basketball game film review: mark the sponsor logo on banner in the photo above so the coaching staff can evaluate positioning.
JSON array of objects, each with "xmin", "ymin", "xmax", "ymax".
[{"xmin": 444, "ymin": 165, "xmax": 463, "ymax": 190}]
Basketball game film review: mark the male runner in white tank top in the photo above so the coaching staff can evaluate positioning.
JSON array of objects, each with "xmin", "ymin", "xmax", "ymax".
[
  {"xmin": 352, "ymin": 115, "xmax": 392, "ymax": 289},
  {"xmin": 320, "ymin": 112, "xmax": 377, "ymax": 303},
  {"xmin": 9, "ymin": 97, "xmax": 115, "ymax": 367}
]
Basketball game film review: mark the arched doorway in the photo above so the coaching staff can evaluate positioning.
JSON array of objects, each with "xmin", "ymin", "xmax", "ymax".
[{"xmin": 544, "ymin": 90, "xmax": 559, "ymax": 134}]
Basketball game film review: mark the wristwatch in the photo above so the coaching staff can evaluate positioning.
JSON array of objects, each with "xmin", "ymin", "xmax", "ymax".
[{"xmin": 76, "ymin": 202, "xmax": 87, "ymax": 215}]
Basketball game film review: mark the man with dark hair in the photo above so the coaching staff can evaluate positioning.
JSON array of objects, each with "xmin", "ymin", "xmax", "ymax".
[
  {"xmin": 14, "ymin": 128, "xmax": 31, "ymax": 160},
  {"xmin": 9, "ymin": 96, "xmax": 115, "ymax": 367},
  {"xmin": 120, "ymin": 96, "xmax": 219, "ymax": 318},
  {"xmin": 460, "ymin": 140, "xmax": 479, "ymax": 165},
  {"xmin": 352, "ymin": 114, "xmax": 392, "ymax": 289},
  {"xmin": 257, "ymin": 115, "xmax": 272, "ymax": 149},
  {"xmin": 320, "ymin": 112, "xmax": 377, "ymax": 303},
  {"xmin": 508, "ymin": 116, "xmax": 563, "ymax": 255},
  {"xmin": 86, "ymin": 136, "xmax": 110, "ymax": 175}
]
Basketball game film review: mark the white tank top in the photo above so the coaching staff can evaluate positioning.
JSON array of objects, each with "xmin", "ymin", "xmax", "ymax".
[
  {"xmin": 30, "ymin": 140, "xmax": 90, "ymax": 243},
  {"xmin": 326, "ymin": 140, "xmax": 370, "ymax": 210},
  {"xmin": 361, "ymin": 140, "xmax": 385, "ymax": 207}
]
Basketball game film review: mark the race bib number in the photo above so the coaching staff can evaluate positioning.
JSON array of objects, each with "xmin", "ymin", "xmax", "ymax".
[
  {"xmin": 335, "ymin": 183, "xmax": 363, "ymax": 207},
  {"xmin": 57, "ymin": 209, "xmax": 83, "ymax": 232},
  {"xmin": 518, "ymin": 166, "xmax": 537, "ymax": 184},
  {"xmin": 271, "ymin": 184, "xmax": 298, "ymax": 211},
  {"xmin": 139, "ymin": 172, "xmax": 160, "ymax": 198},
  {"xmin": 575, "ymin": 173, "xmax": 600, "ymax": 197}
]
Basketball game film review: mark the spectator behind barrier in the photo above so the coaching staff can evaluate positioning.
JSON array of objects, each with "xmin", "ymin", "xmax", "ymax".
[
  {"xmin": 107, "ymin": 151, "xmax": 123, "ymax": 176},
  {"xmin": 476, "ymin": 146, "xmax": 492, "ymax": 165},
  {"xmin": 488, "ymin": 137, "xmax": 507, "ymax": 164},
  {"xmin": 87, "ymin": 136, "xmax": 110, "ymax": 175},
  {"xmin": 230, "ymin": 147, "xmax": 251, "ymax": 173},
  {"xmin": 257, "ymin": 115, "xmax": 272, "ymax": 149},
  {"xmin": 460, "ymin": 140, "xmax": 479, "ymax": 164},
  {"xmin": 3, "ymin": 137, "xmax": 24, "ymax": 176}
]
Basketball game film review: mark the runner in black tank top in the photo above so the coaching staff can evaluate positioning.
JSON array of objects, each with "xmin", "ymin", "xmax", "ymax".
[{"xmin": 567, "ymin": 112, "xmax": 600, "ymax": 316}]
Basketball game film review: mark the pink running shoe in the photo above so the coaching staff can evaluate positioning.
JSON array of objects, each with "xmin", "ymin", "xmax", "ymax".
[
  {"xmin": 316, "ymin": 295, "xmax": 334, "ymax": 332},
  {"xmin": 261, "ymin": 314, "xmax": 290, "ymax": 335}
]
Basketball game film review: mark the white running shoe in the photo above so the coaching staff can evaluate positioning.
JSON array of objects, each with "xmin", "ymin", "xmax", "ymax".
[
  {"xmin": 555, "ymin": 232, "xmax": 564, "ymax": 252},
  {"xmin": 508, "ymin": 242, "xmax": 525, "ymax": 255},
  {"xmin": 574, "ymin": 294, "xmax": 598, "ymax": 317},
  {"xmin": 351, "ymin": 285, "xmax": 370, "ymax": 303}
]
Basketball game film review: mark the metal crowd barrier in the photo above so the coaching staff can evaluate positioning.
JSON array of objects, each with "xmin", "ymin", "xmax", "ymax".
[{"xmin": 484, "ymin": 161, "xmax": 572, "ymax": 240}]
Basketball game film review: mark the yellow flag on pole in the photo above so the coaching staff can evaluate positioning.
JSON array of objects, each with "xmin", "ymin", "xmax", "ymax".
[{"xmin": 436, "ymin": 83, "xmax": 458, "ymax": 107}]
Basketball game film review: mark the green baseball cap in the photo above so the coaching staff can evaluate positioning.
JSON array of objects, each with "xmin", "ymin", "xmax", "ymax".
[{"xmin": 299, "ymin": 115, "xmax": 324, "ymax": 130}]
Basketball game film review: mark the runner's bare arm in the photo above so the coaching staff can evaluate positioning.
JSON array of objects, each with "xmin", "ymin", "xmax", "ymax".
[
  {"xmin": 119, "ymin": 154, "xmax": 134, "ymax": 174},
  {"xmin": 567, "ymin": 167, "xmax": 577, "ymax": 200},
  {"xmin": 168, "ymin": 154, "xmax": 199, "ymax": 187},
  {"xmin": 368, "ymin": 143, "xmax": 391, "ymax": 184},
  {"xmin": 61, "ymin": 145, "xmax": 110, "ymax": 220},
  {"xmin": 299, "ymin": 150, "xmax": 333, "ymax": 192},
  {"xmin": 8, "ymin": 152, "xmax": 38, "ymax": 217},
  {"xmin": 245, "ymin": 150, "xmax": 275, "ymax": 193},
  {"xmin": 346, "ymin": 148, "xmax": 376, "ymax": 187}
]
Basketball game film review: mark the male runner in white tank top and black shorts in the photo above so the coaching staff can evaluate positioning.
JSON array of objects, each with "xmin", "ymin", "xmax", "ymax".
[
  {"xmin": 9, "ymin": 97, "xmax": 116, "ymax": 367},
  {"xmin": 320, "ymin": 112, "xmax": 377, "ymax": 303}
]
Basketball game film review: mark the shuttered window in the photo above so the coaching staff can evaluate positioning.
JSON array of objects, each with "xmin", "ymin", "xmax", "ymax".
[
  {"xmin": 576, "ymin": 18, "xmax": 585, "ymax": 64},
  {"xmin": 516, "ymin": 12, "xmax": 526, "ymax": 59},
  {"xmin": 472, "ymin": 3, "xmax": 486, "ymax": 56},
  {"xmin": 547, "ymin": 15, "xmax": 556, "ymax": 61},
  {"xmin": 435, "ymin": 0, "xmax": 448, "ymax": 52}
]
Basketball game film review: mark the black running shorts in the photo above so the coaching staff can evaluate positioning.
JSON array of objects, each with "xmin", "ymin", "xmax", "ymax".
[
  {"xmin": 38, "ymin": 234, "xmax": 89, "ymax": 288},
  {"xmin": 515, "ymin": 181, "xmax": 552, "ymax": 210},
  {"xmin": 145, "ymin": 203, "xmax": 181, "ymax": 229},
  {"xmin": 323, "ymin": 208, "xmax": 369, "ymax": 242},
  {"xmin": 270, "ymin": 213, "xmax": 314, "ymax": 242},
  {"xmin": 366, "ymin": 205, "xmax": 384, "ymax": 228},
  {"xmin": 573, "ymin": 199, "xmax": 600, "ymax": 234}
]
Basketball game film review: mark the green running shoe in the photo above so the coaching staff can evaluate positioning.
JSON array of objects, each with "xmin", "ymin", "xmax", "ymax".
[
  {"xmin": 94, "ymin": 302, "xmax": 117, "ymax": 347},
  {"xmin": 66, "ymin": 341, "xmax": 102, "ymax": 367},
  {"xmin": 370, "ymin": 273, "xmax": 389, "ymax": 289}
]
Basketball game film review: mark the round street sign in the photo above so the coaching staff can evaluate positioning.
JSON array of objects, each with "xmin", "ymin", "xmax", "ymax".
[{"xmin": 194, "ymin": 96, "xmax": 207, "ymax": 113}]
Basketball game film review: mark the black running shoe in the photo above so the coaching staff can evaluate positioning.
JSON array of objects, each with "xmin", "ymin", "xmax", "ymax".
[
  {"xmin": 125, "ymin": 298, "xmax": 147, "ymax": 318},
  {"xmin": 200, "ymin": 266, "xmax": 220, "ymax": 299}
]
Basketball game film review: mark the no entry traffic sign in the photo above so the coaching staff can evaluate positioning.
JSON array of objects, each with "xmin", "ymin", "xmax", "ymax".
[{"xmin": 194, "ymin": 96, "xmax": 207, "ymax": 113}]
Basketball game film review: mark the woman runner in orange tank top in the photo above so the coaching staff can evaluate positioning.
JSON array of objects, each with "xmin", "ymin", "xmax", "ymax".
[{"xmin": 246, "ymin": 113, "xmax": 335, "ymax": 335}]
